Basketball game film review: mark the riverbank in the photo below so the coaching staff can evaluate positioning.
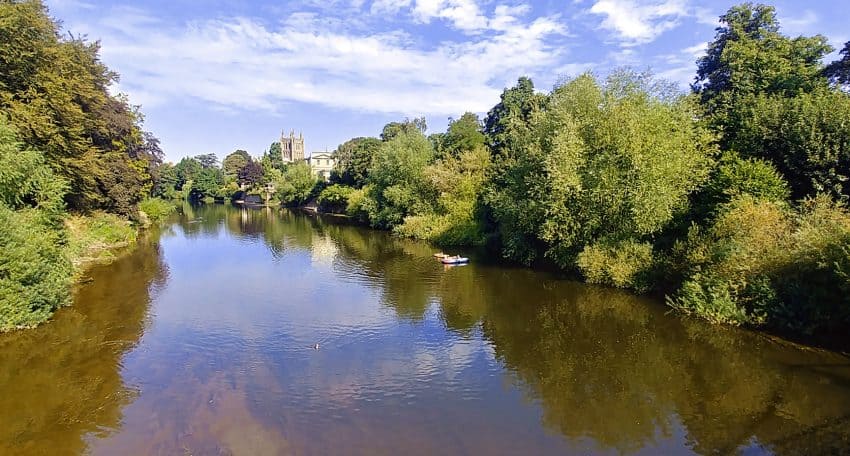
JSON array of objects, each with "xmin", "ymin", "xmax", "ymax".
[
  {"xmin": 0, "ymin": 209, "xmax": 158, "ymax": 333},
  {"xmin": 66, "ymin": 212, "xmax": 138, "ymax": 273}
]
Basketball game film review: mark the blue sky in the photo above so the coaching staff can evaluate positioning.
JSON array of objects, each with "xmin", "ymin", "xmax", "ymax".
[{"xmin": 45, "ymin": 0, "xmax": 849, "ymax": 163}]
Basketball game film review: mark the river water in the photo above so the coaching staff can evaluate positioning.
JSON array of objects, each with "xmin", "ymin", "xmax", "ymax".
[{"xmin": 1, "ymin": 204, "xmax": 849, "ymax": 455}]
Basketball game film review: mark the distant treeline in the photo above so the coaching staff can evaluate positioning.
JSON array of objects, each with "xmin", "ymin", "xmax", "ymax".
[{"xmin": 0, "ymin": 1, "xmax": 167, "ymax": 330}]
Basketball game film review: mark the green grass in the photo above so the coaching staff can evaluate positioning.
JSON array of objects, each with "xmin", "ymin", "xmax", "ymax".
[{"xmin": 65, "ymin": 212, "xmax": 137, "ymax": 270}]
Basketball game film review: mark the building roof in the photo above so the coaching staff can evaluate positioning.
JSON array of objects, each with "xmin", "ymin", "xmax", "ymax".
[{"xmin": 309, "ymin": 152, "xmax": 334, "ymax": 159}]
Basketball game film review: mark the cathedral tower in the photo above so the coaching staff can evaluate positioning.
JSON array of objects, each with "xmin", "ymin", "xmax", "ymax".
[{"xmin": 280, "ymin": 129, "xmax": 305, "ymax": 162}]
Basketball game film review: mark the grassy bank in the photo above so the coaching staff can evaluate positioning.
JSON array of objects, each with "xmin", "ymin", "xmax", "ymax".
[{"xmin": 65, "ymin": 212, "xmax": 138, "ymax": 271}]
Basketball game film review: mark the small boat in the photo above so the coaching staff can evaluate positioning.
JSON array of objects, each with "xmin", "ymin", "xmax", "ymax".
[
  {"xmin": 433, "ymin": 252, "xmax": 449, "ymax": 259},
  {"xmin": 440, "ymin": 256, "xmax": 469, "ymax": 264}
]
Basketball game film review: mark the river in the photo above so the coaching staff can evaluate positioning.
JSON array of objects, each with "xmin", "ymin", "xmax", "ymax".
[{"xmin": 1, "ymin": 203, "xmax": 849, "ymax": 455}]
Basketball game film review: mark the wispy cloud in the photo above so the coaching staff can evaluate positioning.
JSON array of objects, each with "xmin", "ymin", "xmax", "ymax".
[
  {"xmin": 589, "ymin": 0, "xmax": 688, "ymax": 45},
  {"xmin": 66, "ymin": 3, "xmax": 567, "ymax": 116}
]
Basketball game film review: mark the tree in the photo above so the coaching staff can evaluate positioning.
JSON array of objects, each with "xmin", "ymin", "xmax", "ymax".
[
  {"xmin": 175, "ymin": 157, "xmax": 202, "ymax": 190},
  {"xmin": 693, "ymin": 3, "xmax": 831, "ymax": 108},
  {"xmin": 192, "ymin": 167, "xmax": 223, "ymax": 199},
  {"xmin": 442, "ymin": 112, "xmax": 485, "ymax": 157},
  {"xmin": 380, "ymin": 117, "xmax": 427, "ymax": 141},
  {"xmin": 331, "ymin": 137, "xmax": 381, "ymax": 188},
  {"xmin": 266, "ymin": 142, "xmax": 284, "ymax": 171},
  {"xmin": 483, "ymin": 76, "xmax": 547, "ymax": 159},
  {"xmin": 238, "ymin": 159, "xmax": 264, "ymax": 187},
  {"xmin": 276, "ymin": 161, "xmax": 317, "ymax": 206},
  {"xmin": 395, "ymin": 145, "xmax": 490, "ymax": 245},
  {"xmin": 724, "ymin": 88, "xmax": 850, "ymax": 198},
  {"xmin": 222, "ymin": 150, "xmax": 250, "ymax": 179},
  {"xmin": 0, "ymin": 1, "xmax": 160, "ymax": 214},
  {"xmin": 691, "ymin": 3, "xmax": 850, "ymax": 199},
  {"xmin": 486, "ymin": 71, "xmax": 713, "ymax": 274},
  {"xmin": 153, "ymin": 163, "xmax": 179, "ymax": 199},
  {"xmin": 366, "ymin": 130, "xmax": 435, "ymax": 228},
  {"xmin": 824, "ymin": 41, "xmax": 850, "ymax": 88},
  {"xmin": 194, "ymin": 153, "xmax": 218, "ymax": 169}
]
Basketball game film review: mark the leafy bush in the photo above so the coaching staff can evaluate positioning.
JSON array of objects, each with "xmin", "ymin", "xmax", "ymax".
[
  {"xmin": 139, "ymin": 197, "xmax": 175, "ymax": 224},
  {"xmin": 577, "ymin": 240, "xmax": 655, "ymax": 291},
  {"xmin": 693, "ymin": 152, "xmax": 790, "ymax": 220},
  {"xmin": 667, "ymin": 194, "xmax": 850, "ymax": 334},
  {"xmin": 395, "ymin": 147, "xmax": 489, "ymax": 246},
  {"xmin": 276, "ymin": 161, "xmax": 317, "ymax": 206},
  {"xmin": 345, "ymin": 187, "xmax": 371, "ymax": 222},
  {"xmin": 0, "ymin": 205, "xmax": 72, "ymax": 331},
  {"xmin": 317, "ymin": 184, "xmax": 354, "ymax": 213}
]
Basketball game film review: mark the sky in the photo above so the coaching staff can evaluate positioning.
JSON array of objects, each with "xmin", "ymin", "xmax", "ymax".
[{"xmin": 45, "ymin": 0, "xmax": 850, "ymax": 163}]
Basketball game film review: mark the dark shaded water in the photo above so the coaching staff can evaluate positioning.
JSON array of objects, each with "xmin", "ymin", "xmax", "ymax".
[{"xmin": 2, "ymin": 204, "xmax": 850, "ymax": 455}]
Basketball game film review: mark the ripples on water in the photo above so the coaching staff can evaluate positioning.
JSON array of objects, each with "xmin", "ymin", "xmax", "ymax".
[{"xmin": 0, "ymin": 203, "xmax": 849, "ymax": 455}]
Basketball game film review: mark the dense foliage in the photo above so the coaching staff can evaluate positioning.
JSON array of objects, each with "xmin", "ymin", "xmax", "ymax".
[
  {"xmin": 0, "ymin": 1, "xmax": 162, "ymax": 330},
  {"xmin": 0, "ymin": 0, "xmax": 162, "ymax": 218}
]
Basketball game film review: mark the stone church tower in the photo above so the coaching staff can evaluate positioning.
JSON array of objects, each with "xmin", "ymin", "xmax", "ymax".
[{"xmin": 280, "ymin": 130, "xmax": 305, "ymax": 162}]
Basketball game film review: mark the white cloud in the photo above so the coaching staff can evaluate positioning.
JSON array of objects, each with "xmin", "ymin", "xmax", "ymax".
[
  {"xmin": 411, "ymin": 0, "xmax": 489, "ymax": 31},
  {"xmin": 371, "ymin": 0, "xmax": 535, "ymax": 34},
  {"xmin": 589, "ymin": 0, "xmax": 687, "ymax": 45},
  {"xmin": 370, "ymin": 0, "xmax": 412, "ymax": 15},
  {"xmin": 75, "ymin": 5, "xmax": 566, "ymax": 116}
]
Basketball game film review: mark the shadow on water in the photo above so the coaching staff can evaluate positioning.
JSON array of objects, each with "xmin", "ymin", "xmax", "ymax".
[{"xmin": 1, "ymin": 203, "xmax": 849, "ymax": 454}]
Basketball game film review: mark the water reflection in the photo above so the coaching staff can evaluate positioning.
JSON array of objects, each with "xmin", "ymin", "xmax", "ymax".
[
  {"xmin": 0, "ymin": 236, "xmax": 165, "ymax": 454},
  {"xmin": 1, "ymin": 204, "xmax": 849, "ymax": 454}
]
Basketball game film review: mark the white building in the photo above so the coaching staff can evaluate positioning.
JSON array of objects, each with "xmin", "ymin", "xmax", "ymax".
[{"xmin": 307, "ymin": 152, "xmax": 335, "ymax": 181}]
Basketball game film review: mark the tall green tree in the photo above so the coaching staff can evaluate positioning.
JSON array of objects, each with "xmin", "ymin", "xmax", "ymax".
[
  {"xmin": 693, "ymin": 3, "xmax": 831, "ymax": 110},
  {"xmin": 380, "ymin": 117, "xmax": 427, "ymax": 141},
  {"xmin": 175, "ymin": 157, "xmax": 202, "ymax": 190},
  {"xmin": 483, "ymin": 76, "xmax": 547, "ymax": 160},
  {"xmin": 153, "ymin": 162, "xmax": 179, "ymax": 199},
  {"xmin": 486, "ymin": 71, "xmax": 713, "ymax": 275},
  {"xmin": 442, "ymin": 112, "xmax": 485, "ymax": 157},
  {"xmin": 266, "ymin": 142, "xmax": 284, "ymax": 171},
  {"xmin": 331, "ymin": 137, "xmax": 381, "ymax": 188},
  {"xmin": 222, "ymin": 150, "xmax": 250, "ymax": 179},
  {"xmin": 692, "ymin": 3, "xmax": 850, "ymax": 198},
  {"xmin": 366, "ymin": 130, "xmax": 435, "ymax": 228},
  {"xmin": 0, "ymin": 1, "xmax": 161, "ymax": 216},
  {"xmin": 192, "ymin": 167, "xmax": 223, "ymax": 199}
]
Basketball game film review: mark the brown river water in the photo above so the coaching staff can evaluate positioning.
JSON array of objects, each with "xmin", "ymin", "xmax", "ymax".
[{"xmin": 1, "ymin": 203, "xmax": 849, "ymax": 455}]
